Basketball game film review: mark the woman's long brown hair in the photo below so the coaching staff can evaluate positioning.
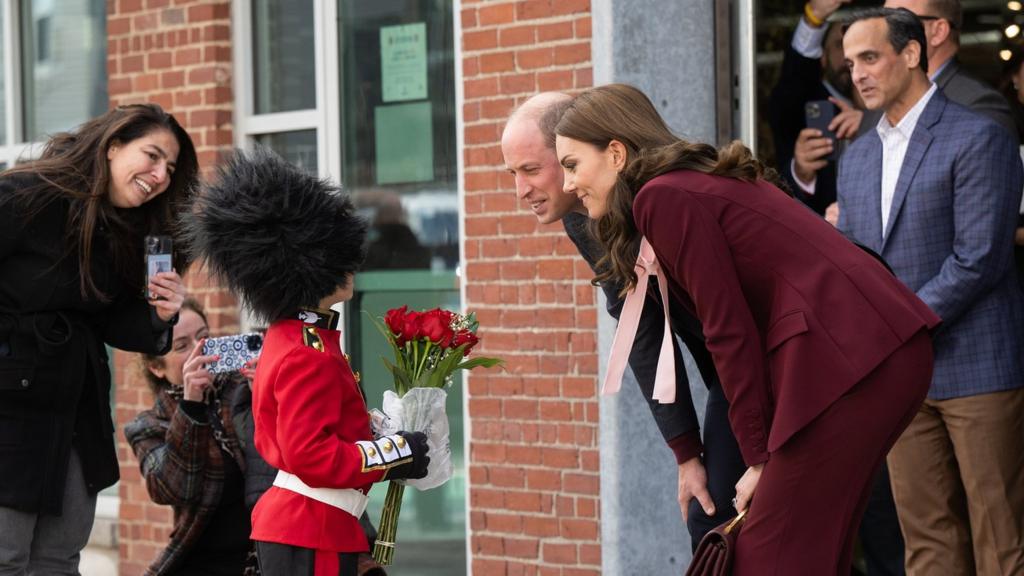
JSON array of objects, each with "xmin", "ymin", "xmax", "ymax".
[
  {"xmin": 554, "ymin": 84, "xmax": 785, "ymax": 294},
  {"xmin": 2, "ymin": 104, "xmax": 197, "ymax": 300}
]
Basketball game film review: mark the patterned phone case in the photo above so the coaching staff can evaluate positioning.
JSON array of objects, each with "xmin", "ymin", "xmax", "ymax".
[{"xmin": 202, "ymin": 333, "xmax": 264, "ymax": 374}]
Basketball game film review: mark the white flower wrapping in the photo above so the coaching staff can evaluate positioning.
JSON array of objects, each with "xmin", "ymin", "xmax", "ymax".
[{"xmin": 379, "ymin": 387, "xmax": 452, "ymax": 490}]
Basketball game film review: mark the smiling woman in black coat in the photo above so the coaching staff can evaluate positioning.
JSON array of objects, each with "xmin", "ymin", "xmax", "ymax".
[{"xmin": 0, "ymin": 104, "xmax": 197, "ymax": 574}]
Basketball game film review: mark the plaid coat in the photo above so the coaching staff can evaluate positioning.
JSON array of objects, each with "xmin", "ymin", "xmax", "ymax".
[
  {"xmin": 125, "ymin": 373, "xmax": 249, "ymax": 576},
  {"xmin": 839, "ymin": 90, "xmax": 1024, "ymax": 399}
]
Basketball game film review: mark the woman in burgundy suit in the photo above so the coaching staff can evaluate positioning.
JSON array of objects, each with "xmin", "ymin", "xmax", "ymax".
[{"xmin": 554, "ymin": 84, "xmax": 938, "ymax": 575}]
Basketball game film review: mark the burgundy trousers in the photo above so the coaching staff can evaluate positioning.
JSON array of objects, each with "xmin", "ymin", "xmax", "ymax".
[{"xmin": 733, "ymin": 329, "xmax": 933, "ymax": 576}]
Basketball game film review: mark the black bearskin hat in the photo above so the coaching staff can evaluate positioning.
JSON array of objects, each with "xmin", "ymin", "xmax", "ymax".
[{"xmin": 181, "ymin": 147, "xmax": 367, "ymax": 323}]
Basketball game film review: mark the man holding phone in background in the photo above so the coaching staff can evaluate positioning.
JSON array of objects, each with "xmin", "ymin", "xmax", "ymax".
[{"xmin": 769, "ymin": 0, "xmax": 862, "ymax": 217}]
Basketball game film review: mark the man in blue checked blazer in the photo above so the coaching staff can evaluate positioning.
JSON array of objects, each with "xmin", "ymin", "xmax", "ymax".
[{"xmin": 838, "ymin": 8, "xmax": 1024, "ymax": 575}]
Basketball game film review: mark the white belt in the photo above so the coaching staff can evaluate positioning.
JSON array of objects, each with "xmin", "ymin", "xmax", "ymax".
[{"xmin": 272, "ymin": 471, "xmax": 369, "ymax": 518}]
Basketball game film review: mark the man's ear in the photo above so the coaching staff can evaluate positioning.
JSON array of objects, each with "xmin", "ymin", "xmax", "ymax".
[
  {"xmin": 929, "ymin": 19, "xmax": 950, "ymax": 47},
  {"xmin": 607, "ymin": 140, "xmax": 628, "ymax": 171},
  {"xmin": 902, "ymin": 39, "xmax": 923, "ymax": 70}
]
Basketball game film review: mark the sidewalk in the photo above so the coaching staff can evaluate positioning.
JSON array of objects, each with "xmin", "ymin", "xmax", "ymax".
[{"xmin": 82, "ymin": 494, "xmax": 118, "ymax": 576}]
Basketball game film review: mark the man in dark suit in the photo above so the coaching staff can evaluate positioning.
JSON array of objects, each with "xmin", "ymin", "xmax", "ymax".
[
  {"xmin": 768, "ymin": 0, "xmax": 860, "ymax": 216},
  {"xmin": 839, "ymin": 8, "xmax": 1024, "ymax": 574},
  {"xmin": 500, "ymin": 93, "xmax": 746, "ymax": 547}
]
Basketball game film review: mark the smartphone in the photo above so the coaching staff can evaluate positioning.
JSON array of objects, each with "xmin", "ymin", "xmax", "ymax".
[
  {"xmin": 144, "ymin": 235, "xmax": 173, "ymax": 299},
  {"xmin": 804, "ymin": 99, "xmax": 837, "ymax": 161},
  {"xmin": 202, "ymin": 333, "xmax": 264, "ymax": 374}
]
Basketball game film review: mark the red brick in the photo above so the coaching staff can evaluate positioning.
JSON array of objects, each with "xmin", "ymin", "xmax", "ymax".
[
  {"xmin": 134, "ymin": 12, "xmax": 159, "ymax": 31},
  {"xmin": 174, "ymin": 47, "xmax": 202, "ymax": 66},
  {"xmin": 575, "ymin": 67, "xmax": 593, "ymax": 87},
  {"xmin": 463, "ymin": 56, "xmax": 480, "ymax": 77},
  {"xmin": 500, "ymin": 25, "xmax": 536, "ymax": 47},
  {"xmin": 516, "ymin": 0, "xmax": 554, "ymax": 20},
  {"xmin": 109, "ymin": 16, "xmax": 132, "ymax": 36},
  {"xmin": 463, "ymin": 29, "xmax": 498, "ymax": 52},
  {"xmin": 542, "ymin": 447, "xmax": 579, "ymax": 468},
  {"xmin": 554, "ymin": 42, "xmax": 591, "ymax": 65},
  {"xmin": 499, "ymin": 73, "xmax": 538, "ymax": 95},
  {"xmin": 479, "ymin": 3, "xmax": 516, "ymax": 25},
  {"xmin": 543, "ymin": 542, "xmax": 578, "ymax": 564},
  {"xmin": 538, "ymin": 70, "xmax": 574, "ymax": 91},
  {"xmin": 120, "ymin": 0, "xmax": 143, "ymax": 12},
  {"xmin": 553, "ymin": 0, "xmax": 590, "ymax": 15},
  {"xmin": 147, "ymin": 51, "xmax": 173, "ymax": 69},
  {"xmin": 537, "ymin": 21, "xmax": 573, "ymax": 41},
  {"xmin": 516, "ymin": 47, "xmax": 554, "ymax": 70},
  {"xmin": 461, "ymin": 7, "xmax": 478, "ymax": 28},
  {"xmin": 480, "ymin": 52, "xmax": 516, "ymax": 74},
  {"xmin": 480, "ymin": 97, "xmax": 516, "ymax": 119},
  {"xmin": 575, "ymin": 16, "xmax": 592, "ymax": 38},
  {"xmin": 465, "ymin": 122, "xmax": 501, "ymax": 145},
  {"xmin": 121, "ymin": 54, "xmax": 145, "ymax": 73},
  {"xmin": 506, "ymin": 491, "xmax": 543, "ymax": 512}
]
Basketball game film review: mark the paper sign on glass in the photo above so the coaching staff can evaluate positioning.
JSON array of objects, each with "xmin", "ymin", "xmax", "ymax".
[
  {"xmin": 380, "ymin": 22, "xmax": 428, "ymax": 103},
  {"xmin": 375, "ymin": 101, "xmax": 434, "ymax": 184}
]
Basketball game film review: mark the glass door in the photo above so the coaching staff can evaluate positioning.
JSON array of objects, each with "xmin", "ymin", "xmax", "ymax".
[{"xmin": 338, "ymin": 1, "xmax": 463, "ymax": 574}]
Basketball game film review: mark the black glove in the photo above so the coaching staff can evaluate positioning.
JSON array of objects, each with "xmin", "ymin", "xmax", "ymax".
[{"xmin": 385, "ymin": 431, "xmax": 430, "ymax": 481}]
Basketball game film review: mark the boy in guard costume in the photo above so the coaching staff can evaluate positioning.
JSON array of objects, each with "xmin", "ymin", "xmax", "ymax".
[{"xmin": 182, "ymin": 147, "xmax": 429, "ymax": 576}]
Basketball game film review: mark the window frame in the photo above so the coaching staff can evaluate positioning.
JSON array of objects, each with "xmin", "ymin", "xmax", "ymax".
[
  {"xmin": 0, "ymin": 1, "xmax": 35, "ymax": 167},
  {"xmin": 232, "ymin": 0, "xmax": 342, "ymax": 180}
]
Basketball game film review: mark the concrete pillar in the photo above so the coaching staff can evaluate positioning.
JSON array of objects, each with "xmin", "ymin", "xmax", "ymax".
[{"xmin": 591, "ymin": 0, "xmax": 718, "ymax": 573}]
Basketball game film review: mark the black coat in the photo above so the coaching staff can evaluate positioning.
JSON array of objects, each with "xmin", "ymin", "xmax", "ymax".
[
  {"xmin": 768, "ymin": 45, "xmax": 838, "ymax": 216},
  {"xmin": 0, "ymin": 173, "xmax": 173, "ymax": 515}
]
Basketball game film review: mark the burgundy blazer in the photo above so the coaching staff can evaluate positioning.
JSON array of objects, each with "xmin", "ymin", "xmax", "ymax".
[{"xmin": 633, "ymin": 170, "xmax": 939, "ymax": 466}]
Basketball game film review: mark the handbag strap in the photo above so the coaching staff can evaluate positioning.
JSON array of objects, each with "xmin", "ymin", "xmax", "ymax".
[{"xmin": 602, "ymin": 237, "xmax": 677, "ymax": 404}]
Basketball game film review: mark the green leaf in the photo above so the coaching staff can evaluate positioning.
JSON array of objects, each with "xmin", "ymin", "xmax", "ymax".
[{"xmin": 456, "ymin": 357, "xmax": 504, "ymax": 371}]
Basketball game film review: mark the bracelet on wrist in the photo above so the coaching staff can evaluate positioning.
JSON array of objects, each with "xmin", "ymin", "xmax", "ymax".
[{"xmin": 804, "ymin": 2, "xmax": 825, "ymax": 27}]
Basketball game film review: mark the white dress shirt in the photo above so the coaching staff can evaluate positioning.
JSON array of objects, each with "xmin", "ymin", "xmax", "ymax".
[{"xmin": 877, "ymin": 83, "xmax": 937, "ymax": 235}]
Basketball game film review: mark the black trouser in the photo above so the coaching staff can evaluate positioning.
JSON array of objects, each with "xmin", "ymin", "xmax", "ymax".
[
  {"xmin": 857, "ymin": 462, "xmax": 905, "ymax": 575},
  {"xmin": 255, "ymin": 541, "xmax": 359, "ymax": 576},
  {"xmin": 685, "ymin": 382, "xmax": 747, "ymax": 549}
]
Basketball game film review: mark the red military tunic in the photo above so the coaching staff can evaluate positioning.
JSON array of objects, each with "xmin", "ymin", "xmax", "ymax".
[{"xmin": 250, "ymin": 311, "xmax": 386, "ymax": 553}]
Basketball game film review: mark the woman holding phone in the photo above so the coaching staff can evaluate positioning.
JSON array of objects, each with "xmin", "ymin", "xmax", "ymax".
[
  {"xmin": 0, "ymin": 104, "xmax": 196, "ymax": 573},
  {"xmin": 127, "ymin": 299, "xmax": 254, "ymax": 576},
  {"xmin": 127, "ymin": 299, "xmax": 387, "ymax": 576}
]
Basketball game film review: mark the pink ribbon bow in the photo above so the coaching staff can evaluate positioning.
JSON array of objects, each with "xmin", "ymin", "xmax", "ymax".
[{"xmin": 602, "ymin": 237, "xmax": 676, "ymax": 404}]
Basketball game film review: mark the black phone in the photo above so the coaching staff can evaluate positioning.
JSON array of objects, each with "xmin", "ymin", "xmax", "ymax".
[
  {"xmin": 804, "ymin": 99, "xmax": 837, "ymax": 160},
  {"xmin": 144, "ymin": 235, "xmax": 173, "ymax": 300}
]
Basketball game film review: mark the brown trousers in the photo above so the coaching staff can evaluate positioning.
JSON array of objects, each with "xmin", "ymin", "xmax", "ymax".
[
  {"xmin": 733, "ymin": 329, "xmax": 933, "ymax": 576},
  {"xmin": 888, "ymin": 387, "xmax": 1024, "ymax": 576}
]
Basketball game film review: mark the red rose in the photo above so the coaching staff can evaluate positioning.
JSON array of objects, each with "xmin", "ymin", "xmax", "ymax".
[
  {"xmin": 453, "ymin": 329, "xmax": 479, "ymax": 355},
  {"xmin": 421, "ymin": 308, "xmax": 456, "ymax": 347},
  {"xmin": 384, "ymin": 306, "xmax": 408, "ymax": 336},
  {"xmin": 399, "ymin": 309, "xmax": 422, "ymax": 345}
]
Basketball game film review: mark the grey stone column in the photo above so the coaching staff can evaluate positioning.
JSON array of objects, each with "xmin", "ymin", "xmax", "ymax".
[{"xmin": 591, "ymin": 0, "xmax": 718, "ymax": 574}]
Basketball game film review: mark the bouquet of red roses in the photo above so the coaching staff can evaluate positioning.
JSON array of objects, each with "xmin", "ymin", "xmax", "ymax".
[{"xmin": 369, "ymin": 306, "xmax": 502, "ymax": 565}]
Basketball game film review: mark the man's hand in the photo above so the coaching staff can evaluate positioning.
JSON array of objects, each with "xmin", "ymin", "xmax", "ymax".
[
  {"xmin": 808, "ymin": 0, "xmax": 852, "ymax": 22},
  {"xmin": 828, "ymin": 97, "xmax": 863, "ymax": 140},
  {"xmin": 825, "ymin": 202, "xmax": 840, "ymax": 227},
  {"xmin": 678, "ymin": 456, "xmax": 714, "ymax": 522},
  {"xmin": 733, "ymin": 463, "xmax": 764, "ymax": 513},
  {"xmin": 794, "ymin": 128, "xmax": 833, "ymax": 185}
]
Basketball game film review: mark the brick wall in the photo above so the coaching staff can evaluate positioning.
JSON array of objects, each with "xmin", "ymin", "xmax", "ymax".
[
  {"xmin": 460, "ymin": 1, "xmax": 600, "ymax": 574},
  {"xmin": 107, "ymin": 1, "xmax": 236, "ymax": 574}
]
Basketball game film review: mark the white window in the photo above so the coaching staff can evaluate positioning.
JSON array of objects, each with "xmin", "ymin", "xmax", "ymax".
[{"xmin": 0, "ymin": 0, "xmax": 107, "ymax": 167}]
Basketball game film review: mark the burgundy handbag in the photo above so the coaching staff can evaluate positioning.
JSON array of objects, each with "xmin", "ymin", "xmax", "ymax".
[{"xmin": 684, "ymin": 511, "xmax": 747, "ymax": 576}]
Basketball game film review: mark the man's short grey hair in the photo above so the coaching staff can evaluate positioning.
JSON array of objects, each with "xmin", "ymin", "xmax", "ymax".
[{"xmin": 506, "ymin": 92, "xmax": 573, "ymax": 150}]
